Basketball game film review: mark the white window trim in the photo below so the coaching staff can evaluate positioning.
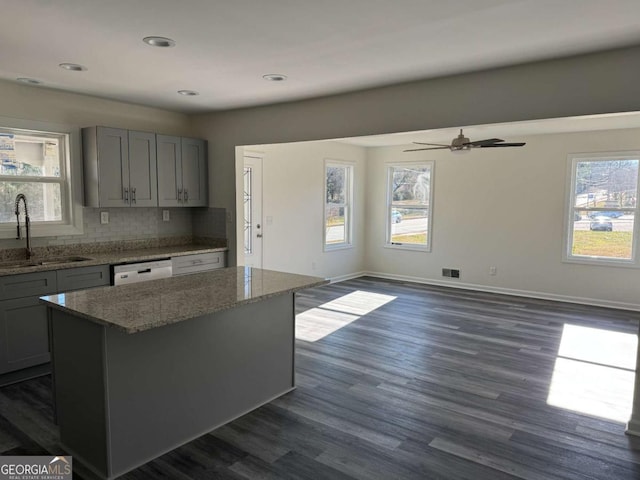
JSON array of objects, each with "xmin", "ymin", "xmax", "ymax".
[
  {"xmin": 385, "ymin": 161, "xmax": 434, "ymax": 252},
  {"xmin": 0, "ymin": 116, "xmax": 83, "ymax": 238},
  {"xmin": 563, "ymin": 151, "xmax": 640, "ymax": 267},
  {"xmin": 323, "ymin": 159, "xmax": 354, "ymax": 251}
]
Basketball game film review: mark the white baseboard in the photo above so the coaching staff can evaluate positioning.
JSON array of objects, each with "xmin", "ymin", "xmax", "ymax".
[
  {"xmin": 626, "ymin": 418, "xmax": 640, "ymax": 437},
  {"xmin": 328, "ymin": 270, "xmax": 640, "ymax": 312},
  {"xmin": 328, "ymin": 271, "xmax": 367, "ymax": 283}
]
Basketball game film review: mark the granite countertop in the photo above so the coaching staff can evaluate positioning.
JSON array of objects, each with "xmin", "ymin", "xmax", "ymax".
[
  {"xmin": 41, "ymin": 267, "xmax": 328, "ymax": 334},
  {"xmin": 0, "ymin": 244, "xmax": 227, "ymax": 277}
]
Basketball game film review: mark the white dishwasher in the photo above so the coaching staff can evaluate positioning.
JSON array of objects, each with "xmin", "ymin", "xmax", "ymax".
[{"xmin": 112, "ymin": 259, "xmax": 173, "ymax": 285}]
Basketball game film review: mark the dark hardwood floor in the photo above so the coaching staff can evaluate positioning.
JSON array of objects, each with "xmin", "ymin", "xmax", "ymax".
[{"xmin": 2, "ymin": 276, "xmax": 640, "ymax": 479}]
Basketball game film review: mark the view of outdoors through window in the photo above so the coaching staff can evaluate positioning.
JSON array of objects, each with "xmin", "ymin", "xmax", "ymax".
[
  {"xmin": 325, "ymin": 164, "xmax": 351, "ymax": 247},
  {"xmin": 0, "ymin": 130, "xmax": 64, "ymax": 223},
  {"xmin": 570, "ymin": 157, "xmax": 639, "ymax": 260},
  {"xmin": 388, "ymin": 164, "xmax": 432, "ymax": 247}
]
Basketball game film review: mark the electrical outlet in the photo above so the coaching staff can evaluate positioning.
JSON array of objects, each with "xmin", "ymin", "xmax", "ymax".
[
  {"xmin": 100, "ymin": 211, "xmax": 109, "ymax": 224},
  {"xmin": 162, "ymin": 210, "xmax": 170, "ymax": 222},
  {"xmin": 226, "ymin": 211, "xmax": 233, "ymax": 223},
  {"xmin": 311, "ymin": 261, "xmax": 316, "ymax": 270},
  {"xmin": 489, "ymin": 266, "xmax": 497, "ymax": 276}
]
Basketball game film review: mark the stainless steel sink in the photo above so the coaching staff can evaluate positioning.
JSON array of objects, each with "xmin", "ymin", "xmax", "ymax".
[
  {"xmin": 34, "ymin": 256, "xmax": 94, "ymax": 265},
  {"xmin": 0, "ymin": 256, "xmax": 94, "ymax": 269}
]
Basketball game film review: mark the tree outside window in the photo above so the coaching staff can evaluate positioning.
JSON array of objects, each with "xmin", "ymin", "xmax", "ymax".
[
  {"xmin": 324, "ymin": 162, "xmax": 353, "ymax": 249},
  {"xmin": 0, "ymin": 130, "xmax": 66, "ymax": 225},
  {"xmin": 567, "ymin": 153, "xmax": 640, "ymax": 263},
  {"xmin": 387, "ymin": 162, "xmax": 433, "ymax": 250}
]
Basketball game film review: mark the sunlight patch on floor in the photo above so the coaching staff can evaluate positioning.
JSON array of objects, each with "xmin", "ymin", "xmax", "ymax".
[
  {"xmin": 296, "ymin": 290, "xmax": 396, "ymax": 342},
  {"xmin": 547, "ymin": 324, "xmax": 637, "ymax": 423}
]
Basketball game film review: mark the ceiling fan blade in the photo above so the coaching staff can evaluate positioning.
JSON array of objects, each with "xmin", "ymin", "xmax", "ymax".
[
  {"xmin": 477, "ymin": 142, "xmax": 526, "ymax": 148},
  {"xmin": 412, "ymin": 141, "xmax": 451, "ymax": 147},
  {"xmin": 465, "ymin": 138, "xmax": 504, "ymax": 146},
  {"xmin": 403, "ymin": 146, "xmax": 450, "ymax": 152}
]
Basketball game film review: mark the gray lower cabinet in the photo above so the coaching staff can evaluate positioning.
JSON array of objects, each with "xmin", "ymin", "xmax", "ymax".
[
  {"xmin": 0, "ymin": 265, "xmax": 110, "ymax": 380},
  {"xmin": 0, "ymin": 271, "xmax": 57, "ymax": 375},
  {"xmin": 157, "ymin": 135, "xmax": 207, "ymax": 207},
  {"xmin": 57, "ymin": 264, "xmax": 110, "ymax": 292},
  {"xmin": 172, "ymin": 252, "xmax": 226, "ymax": 275},
  {"xmin": 0, "ymin": 296, "xmax": 51, "ymax": 375}
]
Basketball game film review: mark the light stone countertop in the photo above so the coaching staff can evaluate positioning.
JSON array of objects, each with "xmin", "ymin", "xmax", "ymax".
[
  {"xmin": 0, "ymin": 244, "xmax": 227, "ymax": 277},
  {"xmin": 41, "ymin": 267, "xmax": 328, "ymax": 334}
]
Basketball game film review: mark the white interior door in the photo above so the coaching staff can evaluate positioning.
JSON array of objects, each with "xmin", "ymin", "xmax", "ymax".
[{"xmin": 242, "ymin": 155, "xmax": 263, "ymax": 268}]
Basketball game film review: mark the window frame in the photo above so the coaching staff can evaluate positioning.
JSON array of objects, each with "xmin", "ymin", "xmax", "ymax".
[
  {"xmin": 564, "ymin": 151, "xmax": 640, "ymax": 266},
  {"xmin": 323, "ymin": 159, "xmax": 354, "ymax": 251},
  {"xmin": 0, "ymin": 117, "xmax": 83, "ymax": 238},
  {"xmin": 385, "ymin": 161, "xmax": 434, "ymax": 252}
]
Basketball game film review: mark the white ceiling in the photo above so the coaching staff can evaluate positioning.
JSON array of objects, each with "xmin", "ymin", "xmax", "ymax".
[{"xmin": 3, "ymin": 0, "xmax": 640, "ymax": 113}]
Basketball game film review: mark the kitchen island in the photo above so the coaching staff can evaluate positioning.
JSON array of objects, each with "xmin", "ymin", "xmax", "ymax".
[{"xmin": 41, "ymin": 267, "xmax": 327, "ymax": 480}]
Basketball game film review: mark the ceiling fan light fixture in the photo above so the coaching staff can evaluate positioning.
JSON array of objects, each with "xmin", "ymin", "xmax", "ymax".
[
  {"xmin": 451, "ymin": 147, "xmax": 471, "ymax": 154},
  {"xmin": 404, "ymin": 128, "xmax": 525, "ymax": 153},
  {"xmin": 143, "ymin": 36, "xmax": 176, "ymax": 48}
]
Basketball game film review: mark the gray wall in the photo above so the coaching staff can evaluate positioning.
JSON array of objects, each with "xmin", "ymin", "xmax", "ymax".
[{"xmin": 191, "ymin": 45, "xmax": 640, "ymax": 265}]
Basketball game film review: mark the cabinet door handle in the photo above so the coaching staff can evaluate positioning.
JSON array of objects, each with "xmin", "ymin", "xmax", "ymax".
[
  {"xmin": 132, "ymin": 187, "xmax": 136, "ymax": 204},
  {"xmin": 178, "ymin": 188, "xmax": 183, "ymax": 202},
  {"xmin": 184, "ymin": 189, "xmax": 188, "ymax": 202},
  {"xmin": 124, "ymin": 187, "xmax": 129, "ymax": 204}
]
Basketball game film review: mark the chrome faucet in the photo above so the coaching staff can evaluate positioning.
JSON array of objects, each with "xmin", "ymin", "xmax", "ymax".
[{"xmin": 14, "ymin": 194, "xmax": 32, "ymax": 260}]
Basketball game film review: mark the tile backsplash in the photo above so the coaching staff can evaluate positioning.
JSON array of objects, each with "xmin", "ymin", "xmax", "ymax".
[{"xmin": 0, "ymin": 207, "xmax": 226, "ymax": 250}]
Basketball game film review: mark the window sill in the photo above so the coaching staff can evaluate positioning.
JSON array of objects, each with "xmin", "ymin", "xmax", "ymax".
[
  {"xmin": 384, "ymin": 243, "xmax": 430, "ymax": 252},
  {"xmin": 0, "ymin": 223, "xmax": 84, "ymax": 239},
  {"xmin": 324, "ymin": 243, "xmax": 353, "ymax": 252},
  {"xmin": 562, "ymin": 256, "xmax": 637, "ymax": 268}
]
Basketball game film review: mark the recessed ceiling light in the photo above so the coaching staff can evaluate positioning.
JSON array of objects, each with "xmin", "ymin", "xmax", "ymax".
[
  {"xmin": 143, "ymin": 36, "xmax": 176, "ymax": 48},
  {"xmin": 59, "ymin": 63, "xmax": 87, "ymax": 71},
  {"xmin": 177, "ymin": 90, "xmax": 199, "ymax": 96},
  {"xmin": 263, "ymin": 74, "xmax": 287, "ymax": 82},
  {"xmin": 17, "ymin": 77, "xmax": 42, "ymax": 85}
]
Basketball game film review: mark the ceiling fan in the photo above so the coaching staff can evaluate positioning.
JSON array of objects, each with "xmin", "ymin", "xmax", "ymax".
[{"xmin": 404, "ymin": 129, "xmax": 526, "ymax": 152}]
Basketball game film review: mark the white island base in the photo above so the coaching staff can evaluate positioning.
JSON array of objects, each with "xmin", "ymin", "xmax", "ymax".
[{"xmin": 50, "ymin": 292, "xmax": 296, "ymax": 479}]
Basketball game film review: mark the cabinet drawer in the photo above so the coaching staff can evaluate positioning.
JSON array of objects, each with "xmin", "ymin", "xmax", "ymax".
[
  {"xmin": 57, "ymin": 265, "xmax": 110, "ymax": 292},
  {"xmin": 0, "ymin": 271, "xmax": 57, "ymax": 301},
  {"xmin": 172, "ymin": 252, "xmax": 225, "ymax": 275}
]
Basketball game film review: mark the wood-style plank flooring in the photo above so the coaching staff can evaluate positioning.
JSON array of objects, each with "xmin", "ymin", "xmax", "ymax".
[{"xmin": 2, "ymin": 276, "xmax": 640, "ymax": 479}]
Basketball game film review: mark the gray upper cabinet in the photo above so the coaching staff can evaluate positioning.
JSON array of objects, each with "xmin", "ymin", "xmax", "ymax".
[
  {"xmin": 128, "ymin": 130, "xmax": 158, "ymax": 207},
  {"xmin": 83, "ymin": 127, "xmax": 158, "ymax": 207},
  {"xmin": 157, "ymin": 135, "xmax": 207, "ymax": 207}
]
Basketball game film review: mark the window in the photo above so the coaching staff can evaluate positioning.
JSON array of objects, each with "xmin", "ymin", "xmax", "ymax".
[
  {"xmin": 243, "ymin": 165, "xmax": 252, "ymax": 255},
  {"xmin": 566, "ymin": 152, "xmax": 640, "ymax": 264},
  {"xmin": 386, "ymin": 162, "xmax": 433, "ymax": 250},
  {"xmin": 0, "ymin": 120, "xmax": 82, "ymax": 238},
  {"xmin": 324, "ymin": 161, "xmax": 353, "ymax": 249}
]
